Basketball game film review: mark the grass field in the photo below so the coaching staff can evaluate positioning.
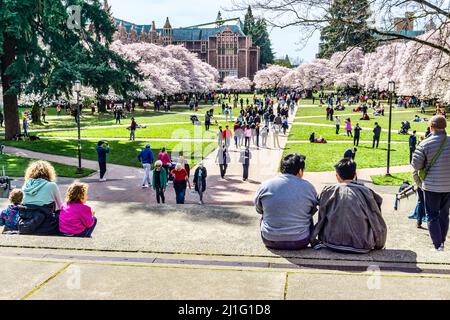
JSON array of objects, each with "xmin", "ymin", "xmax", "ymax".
[
  {"xmin": 289, "ymin": 124, "xmax": 410, "ymax": 142},
  {"xmin": 283, "ymin": 142, "xmax": 411, "ymax": 172},
  {"xmin": 371, "ymin": 172, "xmax": 413, "ymax": 186},
  {"xmin": 37, "ymin": 123, "xmax": 227, "ymax": 140},
  {"xmin": 1, "ymin": 139, "xmax": 216, "ymax": 168},
  {"xmin": 0, "ymin": 154, "xmax": 95, "ymax": 178}
]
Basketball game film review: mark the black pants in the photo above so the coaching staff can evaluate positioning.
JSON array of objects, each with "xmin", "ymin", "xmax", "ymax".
[
  {"xmin": 409, "ymin": 147, "xmax": 416, "ymax": 163},
  {"xmin": 336, "ymin": 125, "xmax": 340, "ymax": 134},
  {"xmin": 155, "ymin": 186, "xmax": 165, "ymax": 204},
  {"xmin": 347, "ymin": 130, "xmax": 353, "ymax": 137},
  {"xmin": 354, "ymin": 136, "xmax": 360, "ymax": 146},
  {"xmin": 245, "ymin": 137, "xmax": 250, "ymax": 147},
  {"xmin": 205, "ymin": 122, "xmax": 210, "ymax": 131},
  {"xmin": 99, "ymin": 161, "xmax": 107, "ymax": 179},
  {"xmin": 219, "ymin": 164, "xmax": 228, "ymax": 178},
  {"xmin": 243, "ymin": 164, "xmax": 249, "ymax": 180},
  {"xmin": 373, "ymin": 137, "xmax": 380, "ymax": 148}
]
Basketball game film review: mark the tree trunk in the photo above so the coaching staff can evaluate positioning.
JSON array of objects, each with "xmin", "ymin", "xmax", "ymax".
[
  {"xmin": 1, "ymin": 33, "xmax": 20, "ymax": 140},
  {"xmin": 98, "ymin": 97, "xmax": 107, "ymax": 113},
  {"xmin": 31, "ymin": 102, "xmax": 42, "ymax": 125}
]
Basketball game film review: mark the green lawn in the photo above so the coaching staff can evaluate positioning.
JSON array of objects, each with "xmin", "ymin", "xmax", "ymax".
[
  {"xmin": 0, "ymin": 154, "xmax": 95, "ymax": 178},
  {"xmin": 37, "ymin": 123, "xmax": 225, "ymax": 140},
  {"xmin": 283, "ymin": 142, "xmax": 411, "ymax": 172},
  {"xmin": 1, "ymin": 139, "xmax": 217, "ymax": 168},
  {"xmin": 371, "ymin": 172, "xmax": 413, "ymax": 186},
  {"xmin": 295, "ymin": 106, "xmax": 443, "ymax": 134},
  {"xmin": 289, "ymin": 123, "xmax": 410, "ymax": 142}
]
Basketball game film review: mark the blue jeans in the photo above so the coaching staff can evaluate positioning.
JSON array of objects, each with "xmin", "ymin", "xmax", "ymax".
[
  {"xmin": 423, "ymin": 191, "xmax": 450, "ymax": 249},
  {"xmin": 175, "ymin": 189, "xmax": 186, "ymax": 204},
  {"xmin": 415, "ymin": 188, "xmax": 426, "ymax": 226},
  {"xmin": 74, "ymin": 217, "xmax": 97, "ymax": 238}
]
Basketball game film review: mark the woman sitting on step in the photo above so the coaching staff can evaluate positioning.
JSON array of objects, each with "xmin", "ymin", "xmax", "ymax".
[{"xmin": 19, "ymin": 161, "xmax": 62, "ymax": 236}]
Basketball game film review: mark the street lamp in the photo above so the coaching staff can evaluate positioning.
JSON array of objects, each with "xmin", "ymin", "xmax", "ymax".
[
  {"xmin": 386, "ymin": 80, "xmax": 396, "ymax": 176},
  {"xmin": 74, "ymin": 80, "xmax": 82, "ymax": 174}
]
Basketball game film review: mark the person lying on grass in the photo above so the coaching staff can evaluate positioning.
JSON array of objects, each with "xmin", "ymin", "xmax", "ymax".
[{"xmin": 310, "ymin": 158, "xmax": 387, "ymax": 254}]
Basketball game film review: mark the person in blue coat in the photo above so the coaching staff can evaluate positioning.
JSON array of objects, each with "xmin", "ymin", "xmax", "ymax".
[
  {"xmin": 138, "ymin": 144, "xmax": 155, "ymax": 188},
  {"xmin": 96, "ymin": 141, "xmax": 110, "ymax": 182}
]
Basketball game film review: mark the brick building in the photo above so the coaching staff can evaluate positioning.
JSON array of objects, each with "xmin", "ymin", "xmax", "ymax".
[{"xmin": 111, "ymin": 11, "xmax": 260, "ymax": 80}]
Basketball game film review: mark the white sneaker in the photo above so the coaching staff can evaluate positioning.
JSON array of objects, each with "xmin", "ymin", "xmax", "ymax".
[
  {"xmin": 198, "ymin": 201, "xmax": 203, "ymax": 205},
  {"xmin": 99, "ymin": 178, "xmax": 107, "ymax": 182}
]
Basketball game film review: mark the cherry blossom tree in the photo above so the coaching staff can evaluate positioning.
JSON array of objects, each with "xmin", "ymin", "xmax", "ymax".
[
  {"xmin": 111, "ymin": 41, "xmax": 219, "ymax": 98},
  {"xmin": 222, "ymin": 76, "xmax": 253, "ymax": 92},
  {"xmin": 254, "ymin": 65, "xmax": 291, "ymax": 90}
]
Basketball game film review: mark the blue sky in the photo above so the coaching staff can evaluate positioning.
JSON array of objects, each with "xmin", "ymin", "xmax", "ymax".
[{"xmin": 107, "ymin": 0, "xmax": 320, "ymax": 62}]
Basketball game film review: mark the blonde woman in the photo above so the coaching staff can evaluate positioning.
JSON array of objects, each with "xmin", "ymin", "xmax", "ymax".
[{"xmin": 20, "ymin": 161, "xmax": 62, "ymax": 235}]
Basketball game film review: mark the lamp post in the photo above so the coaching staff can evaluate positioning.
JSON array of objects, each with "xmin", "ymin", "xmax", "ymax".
[
  {"xmin": 386, "ymin": 81, "xmax": 395, "ymax": 176},
  {"xmin": 74, "ymin": 80, "xmax": 82, "ymax": 174}
]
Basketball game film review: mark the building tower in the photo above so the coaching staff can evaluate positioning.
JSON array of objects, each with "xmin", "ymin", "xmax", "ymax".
[
  {"xmin": 216, "ymin": 11, "xmax": 224, "ymax": 27},
  {"xmin": 163, "ymin": 17, "xmax": 173, "ymax": 46}
]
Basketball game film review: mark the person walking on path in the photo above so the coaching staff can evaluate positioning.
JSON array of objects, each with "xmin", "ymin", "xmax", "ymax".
[
  {"xmin": 0, "ymin": 111, "xmax": 3, "ymax": 127},
  {"xmin": 244, "ymin": 125, "xmax": 252, "ymax": 148},
  {"xmin": 273, "ymin": 124, "xmax": 281, "ymax": 149},
  {"xmin": 335, "ymin": 116, "xmax": 341, "ymax": 135},
  {"xmin": 129, "ymin": 117, "xmax": 138, "ymax": 141},
  {"xmin": 234, "ymin": 121, "xmax": 243, "ymax": 149},
  {"xmin": 137, "ymin": 144, "xmax": 155, "ymax": 188},
  {"xmin": 171, "ymin": 163, "xmax": 190, "ymax": 204},
  {"xmin": 345, "ymin": 118, "xmax": 353, "ymax": 137},
  {"xmin": 193, "ymin": 162, "xmax": 207, "ymax": 205},
  {"xmin": 215, "ymin": 145, "xmax": 231, "ymax": 179},
  {"xmin": 205, "ymin": 111, "xmax": 211, "ymax": 131},
  {"xmin": 217, "ymin": 126, "xmax": 224, "ymax": 147},
  {"xmin": 373, "ymin": 122, "xmax": 382, "ymax": 149},
  {"xmin": 41, "ymin": 108, "xmax": 47, "ymax": 123},
  {"xmin": 152, "ymin": 161, "xmax": 168, "ymax": 204},
  {"xmin": 412, "ymin": 115, "xmax": 450, "ymax": 251},
  {"xmin": 223, "ymin": 125, "xmax": 233, "ymax": 148},
  {"xmin": 23, "ymin": 118, "xmax": 29, "ymax": 137},
  {"xmin": 96, "ymin": 141, "xmax": 110, "ymax": 182},
  {"xmin": 255, "ymin": 123, "xmax": 261, "ymax": 149},
  {"xmin": 177, "ymin": 152, "xmax": 191, "ymax": 178},
  {"xmin": 261, "ymin": 125, "xmax": 269, "ymax": 148},
  {"xmin": 158, "ymin": 148, "xmax": 172, "ymax": 179},
  {"xmin": 115, "ymin": 107, "xmax": 122, "ymax": 124},
  {"xmin": 409, "ymin": 130, "xmax": 418, "ymax": 163},
  {"xmin": 329, "ymin": 107, "xmax": 334, "ymax": 122},
  {"xmin": 240, "ymin": 146, "xmax": 252, "ymax": 181},
  {"xmin": 354, "ymin": 123, "xmax": 362, "ymax": 146}
]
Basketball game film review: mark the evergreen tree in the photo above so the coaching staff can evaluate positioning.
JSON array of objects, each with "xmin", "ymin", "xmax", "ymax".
[
  {"xmin": 243, "ymin": 6, "xmax": 274, "ymax": 67},
  {"xmin": 0, "ymin": 0, "xmax": 140, "ymax": 139},
  {"xmin": 317, "ymin": 0, "xmax": 375, "ymax": 59},
  {"xmin": 273, "ymin": 55, "xmax": 293, "ymax": 68}
]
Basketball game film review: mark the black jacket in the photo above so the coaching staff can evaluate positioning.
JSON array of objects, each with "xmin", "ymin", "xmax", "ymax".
[
  {"xmin": 193, "ymin": 167, "xmax": 207, "ymax": 192},
  {"xmin": 18, "ymin": 203, "xmax": 59, "ymax": 236}
]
